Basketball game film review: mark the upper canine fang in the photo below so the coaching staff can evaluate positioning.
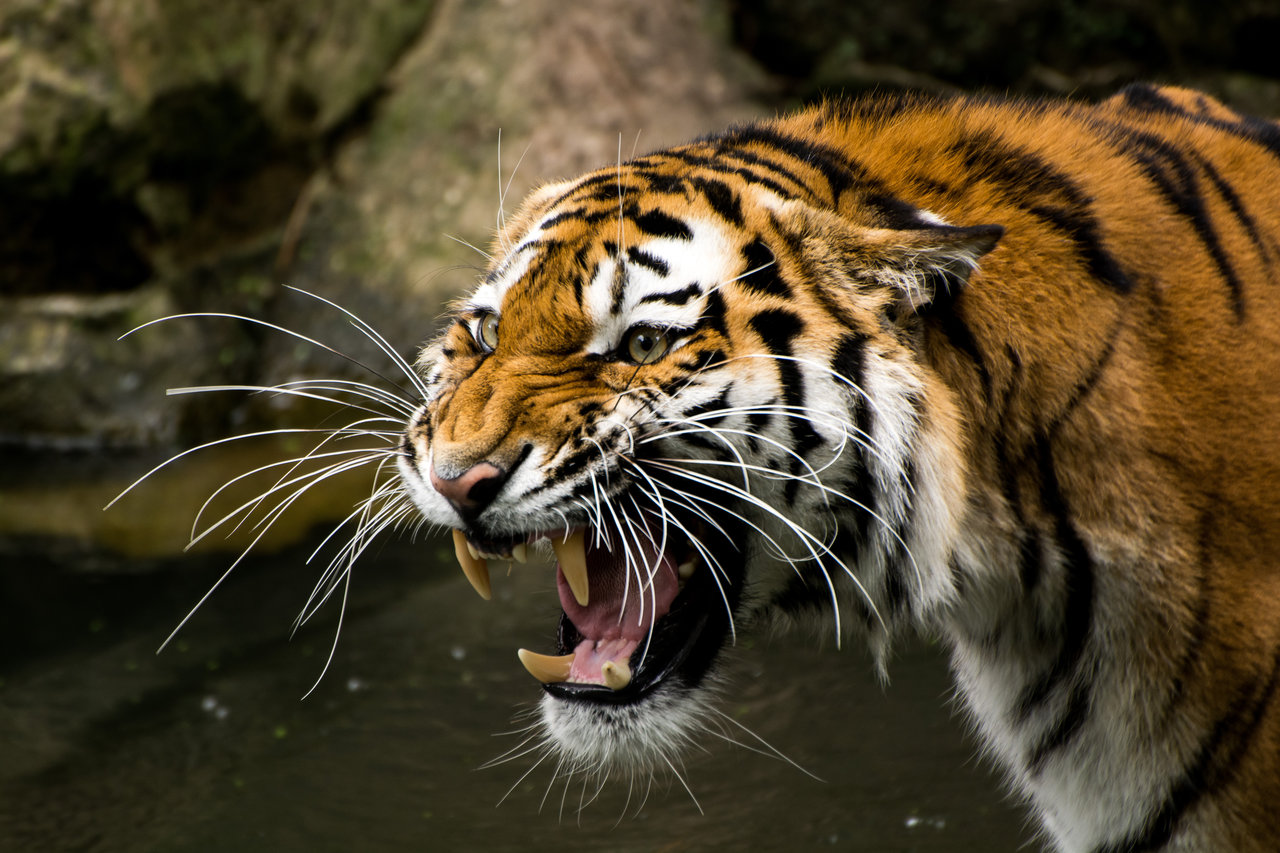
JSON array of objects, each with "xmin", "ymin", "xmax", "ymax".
[
  {"xmin": 551, "ymin": 529, "xmax": 589, "ymax": 606},
  {"xmin": 451, "ymin": 529, "xmax": 492, "ymax": 600}
]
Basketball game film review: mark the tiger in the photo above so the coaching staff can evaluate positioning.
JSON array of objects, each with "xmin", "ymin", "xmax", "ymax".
[{"xmin": 395, "ymin": 84, "xmax": 1280, "ymax": 852}]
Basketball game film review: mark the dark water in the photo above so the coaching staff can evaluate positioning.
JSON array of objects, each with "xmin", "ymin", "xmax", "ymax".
[{"xmin": 0, "ymin": 455, "xmax": 1031, "ymax": 853}]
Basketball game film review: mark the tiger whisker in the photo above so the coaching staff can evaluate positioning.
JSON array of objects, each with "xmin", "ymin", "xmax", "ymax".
[
  {"xmin": 704, "ymin": 259, "xmax": 777, "ymax": 296},
  {"xmin": 496, "ymin": 740, "xmax": 558, "ymax": 808},
  {"xmin": 105, "ymin": 425, "xmax": 385, "ymax": 510},
  {"xmin": 186, "ymin": 450, "xmax": 395, "ymax": 552},
  {"xmin": 496, "ymin": 132, "xmax": 534, "ymax": 254},
  {"xmin": 300, "ymin": 562, "xmax": 350, "ymax": 700},
  {"xmin": 642, "ymin": 459, "xmax": 880, "ymax": 638},
  {"xmin": 123, "ymin": 307, "xmax": 418, "ymax": 402},
  {"xmin": 191, "ymin": 439, "xmax": 395, "ymax": 543},
  {"xmin": 295, "ymin": 494, "xmax": 408, "ymax": 643},
  {"xmin": 294, "ymin": 476, "xmax": 409, "ymax": 628},
  {"xmin": 166, "ymin": 382, "xmax": 404, "ymax": 421},
  {"xmin": 660, "ymin": 754, "xmax": 703, "ymax": 816},
  {"xmin": 282, "ymin": 285, "xmax": 434, "ymax": 402},
  {"xmin": 702, "ymin": 707, "xmax": 822, "ymax": 781},
  {"xmin": 445, "ymin": 232, "xmax": 494, "ymax": 262}
]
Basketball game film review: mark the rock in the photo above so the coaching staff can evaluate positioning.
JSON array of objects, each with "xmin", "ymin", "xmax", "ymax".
[{"xmin": 0, "ymin": 0, "xmax": 764, "ymax": 554}]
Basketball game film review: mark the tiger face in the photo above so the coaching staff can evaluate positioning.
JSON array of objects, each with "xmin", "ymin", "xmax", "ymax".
[
  {"xmin": 397, "ymin": 85, "xmax": 1280, "ymax": 851},
  {"xmin": 398, "ymin": 146, "xmax": 1000, "ymax": 774}
]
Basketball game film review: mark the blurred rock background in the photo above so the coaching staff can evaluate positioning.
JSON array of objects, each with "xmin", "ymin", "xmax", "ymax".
[{"xmin": 1, "ymin": 0, "xmax": 1276, "ymax": 553}]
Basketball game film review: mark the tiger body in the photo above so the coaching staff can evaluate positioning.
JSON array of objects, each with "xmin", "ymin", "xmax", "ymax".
[{"xmin": 398, "ymin": 85, "xmax": 1280, "ymax": 851}]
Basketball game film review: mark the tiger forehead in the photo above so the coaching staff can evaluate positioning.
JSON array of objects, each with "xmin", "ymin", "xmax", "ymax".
[{"xmin": 474, "ymin": 192, "xmax": 747, "ymax": 345}]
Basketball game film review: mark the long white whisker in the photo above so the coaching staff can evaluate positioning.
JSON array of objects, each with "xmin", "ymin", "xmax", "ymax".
[
  {"xmin": 105, "ymin": 426, "xmax": 379, "ymax": 510},
  {"xmin": 283, "ymin": 286, "xmax": 432, "ymax": 401}
]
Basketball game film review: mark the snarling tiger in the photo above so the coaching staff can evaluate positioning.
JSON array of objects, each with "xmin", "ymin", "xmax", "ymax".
[{"xmin": 396, "ymin": 84, "xmax": 1280, "ymax": 852}]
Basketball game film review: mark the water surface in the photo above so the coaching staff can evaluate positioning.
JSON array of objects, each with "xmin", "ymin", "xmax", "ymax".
[{"xmin": 1, "ymin": 452, "xmax": 1031, "ymax": 852}]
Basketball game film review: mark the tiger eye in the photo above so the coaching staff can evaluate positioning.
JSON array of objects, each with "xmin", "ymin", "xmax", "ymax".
[
  {"xmin": 476, "ymin": 311, "xmax": 500, "ymax": 351},
  {"xmin": 624, "ymin": 325, "xmax": 669, "ymax": 365}
]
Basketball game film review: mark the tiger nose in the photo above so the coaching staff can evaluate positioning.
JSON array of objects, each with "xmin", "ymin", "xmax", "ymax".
[{"xmin": 430, "ymin": 461, "xmax": 507, "ymax": 523}]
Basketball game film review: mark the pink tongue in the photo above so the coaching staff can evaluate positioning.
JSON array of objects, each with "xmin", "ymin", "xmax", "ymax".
[{"xmin": 556, "ymin": 529, "xmax": 680, "ymax": 685}]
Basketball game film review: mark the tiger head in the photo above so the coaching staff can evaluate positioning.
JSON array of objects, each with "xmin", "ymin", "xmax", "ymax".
[{"xmin": 397, "ymin": 135, "xmax": 1001, "ymax": 780}]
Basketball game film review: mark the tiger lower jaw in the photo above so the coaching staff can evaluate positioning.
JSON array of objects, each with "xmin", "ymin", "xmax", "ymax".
[{"xmin": 446, "ymin": 515, "xmax": 744, "ymax": 771}]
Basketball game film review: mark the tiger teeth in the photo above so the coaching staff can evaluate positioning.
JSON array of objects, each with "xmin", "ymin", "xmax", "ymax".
[
  {"xmin": 517, "ymin": 648, "xmax": 574, "ymax": 684},
  {"xmin": 451, "ymin": 529, "xmax": 491, "ymax": 600},
  {"xmin": 677, "ymin": 558, "xmax": 696, "ymax": 580},
  {"xmin": 601, "ymin": 660, "xmax": 632, "ymax": 691},
  {"xmin": 551, "ymin": 529, "xmax": 589, "ymax": 606},
  {"xmin": 511, "ymin": 542, "xmax": 528, "ymax": 563}
]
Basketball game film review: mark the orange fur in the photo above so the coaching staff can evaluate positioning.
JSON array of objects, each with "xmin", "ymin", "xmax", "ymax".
[{"xmin": 404, "ymin": 85, "xmax": 1280, "ymax": 850}]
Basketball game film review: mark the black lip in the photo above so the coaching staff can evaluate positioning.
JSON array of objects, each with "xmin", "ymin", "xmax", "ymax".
[{"xmin": 542, "ymin": 517, "xmax": 744, "ymax": 706}]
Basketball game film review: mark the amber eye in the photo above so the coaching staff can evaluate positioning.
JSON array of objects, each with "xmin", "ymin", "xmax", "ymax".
[
  {"xmin": 623, "ymin": 325, "xmax": 670, "ymax": 365},
  {"xmin": 474, "ymin": 311, "xmax": 499, "ymax": 351}
]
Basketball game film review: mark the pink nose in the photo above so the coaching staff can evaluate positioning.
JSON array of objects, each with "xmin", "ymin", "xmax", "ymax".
[{"xmin": 430, "ymin": 462, "xmax": 506, "ymax": 521}]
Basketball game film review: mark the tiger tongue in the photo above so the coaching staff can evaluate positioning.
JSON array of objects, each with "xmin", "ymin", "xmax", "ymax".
[{"xmin": 556, "ymin": 527, "xmax": 680, "ymax": 646}]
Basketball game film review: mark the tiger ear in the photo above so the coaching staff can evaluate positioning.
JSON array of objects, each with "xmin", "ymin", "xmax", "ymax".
[
  {"xmin": 862, "ymin": 223, "xmax": 1005, "ymax": 312},
  {"xmin": 765, "ymin": 195, "xmax": 1003, "ymax": 312}
]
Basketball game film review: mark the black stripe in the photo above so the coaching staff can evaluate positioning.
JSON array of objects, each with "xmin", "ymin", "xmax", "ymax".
[
  {"xmin": 677, "ymin": 147, "xmax": 799, "ymax": 199},
  {"xmin": 747, "ymin": 399, "xmax": 773, "ymax": 432},
  {"xmin": 1028, "ymin": 680, "xmax": 1093, "ymax": 772},
  {"xmin": 692, "ymin": 347, "xmax": 727, "ymax": 371},
  {"xmin": 831, "ymin": 333, "xmax": 868, "ymax": 388},
  {"xmin": 681, "ymin": 388, "xmax": 731, "ymax": 427},
  {"xmin": 571, "ymin": 244, "xmax": 592, "ymax": 308},
  {"xmin": 699, "ymin": 289, "xmax": 728, "ymax": 335},
  {"xmin": 1111, "ymin": 127, "xmax": 1246, "ymax": 320},
  {"xmin": 1026, "ymin": 203, "xmax": 1134, "ymax": 296},
  {"xmin": 626, "ymin": 246, "xmax": 670, "ymax": 276},
  {"xmin": 632, "ymin": 208, "xmax": 693, "ymax": 241},
  {"xmin": 1015, "ymin": 435, "xmax": 1095, "ymax": 720},
  {"xmin": 825, "ymin": 91, "xmax": 951, "ymax": 125},
  {"xmin": 748, "ymin": 308, "xmax": 824, "ymax": 504},
  {"xmin": 921, "ymin": 285, "xmax": 992, "ymax": 400},
  {"xmin": 1041, "ymin": 330, "xmax": 1117, "ymax": 437},
  {"xmin": 1193, "ymin": 152, "xmax": 1270, "ymax": 263},
  {"xmin": 540, "ymin": 208, "xmax": 586, "ymax": 230},
  {"xmin": 863, "ymin": 192, "xmax": 931, "ymax": 229},
  {"xmin": 715, "ymin": 125, "xmax": 855, "ymax": 201},
  {"xmin": 631, "ymin": 170, "xmax": 688, "ymax": 196},
  {"xmin": 749, "ymin": 308, "xmax": 803, "ymax": 357},
  {"xmin": 691, "ymin": 177, "xmax": 744, "ymax": 226},
  {"xmin": 738, "ymin": 238, "xmax": 789, "ymax": 298},
  {"xmin": 955, "ymin": 133, "xmax": 1134, "ymax": 295},
  {"xmin": 609, "ymin": 252, "xmax": 628, "ymax": 315},
  {"xmin": 638, "ymin": 283, "xmax": 701, "ymax": 306},
  {"xmin": 1019, "ymin": 531, "xmax": 1044, "ymax": 593},
  {"xmin": 1116, "ymin": 82, "xmax": 1280, "ymax": 165},
  {"xmin": 1096, "ymin": 648, "xmax": 1280, "ymax": 853},
  {"xmin": 719, "ymin": 145, "xmax": 814, "ymax": 198}
]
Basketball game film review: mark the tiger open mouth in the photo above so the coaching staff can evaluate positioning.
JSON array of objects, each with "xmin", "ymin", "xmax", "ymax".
[{"xmin": 448, "ymin": 509, "xmax": 741, "ymax": 704}]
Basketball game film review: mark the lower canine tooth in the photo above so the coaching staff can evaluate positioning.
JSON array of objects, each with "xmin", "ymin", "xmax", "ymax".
[
  {"xmin": 601, "ymin": 660, "xmax": 632, "ymax": 691},
  {"xmin": 451, "ymin": 529, "xmax": 491, "ymax": 600},
  {"xmin": 551, "ymin": 529, "xmax": 589, "ymax": 606},
  {"xmin": 677, "ymin": 559, "xmax": 696, "ymax": 580},
  {"xmin": 517, "ymin": 648, "xmax": 574, "ymax": 684}
]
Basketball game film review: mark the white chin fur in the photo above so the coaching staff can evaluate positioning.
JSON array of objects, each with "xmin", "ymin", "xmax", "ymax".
[{"xmin": 538, "ymin": 682, "xmax": 717, "ymax": 777}]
